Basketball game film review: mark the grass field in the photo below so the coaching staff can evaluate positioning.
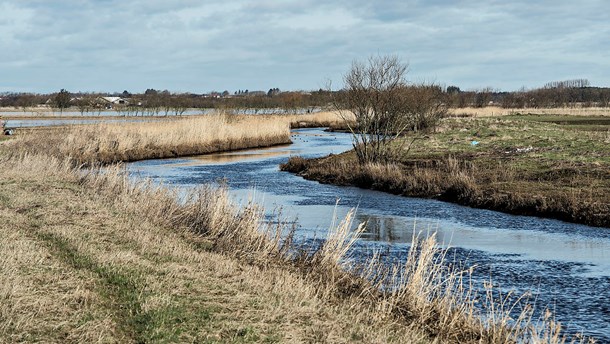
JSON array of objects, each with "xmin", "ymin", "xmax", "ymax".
[
  {"xmin": 0, "ymin": 110, "xmax": 596, "ymax": 342},
  {"xmin": 282, "ymin": 114, "xmax": 610, "ymax": 227}
]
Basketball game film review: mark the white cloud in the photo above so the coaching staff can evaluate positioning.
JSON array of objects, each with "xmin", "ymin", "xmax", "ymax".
[{"xmin": 0, "ymin": 0, "xmax": 609, "ymax": 92}]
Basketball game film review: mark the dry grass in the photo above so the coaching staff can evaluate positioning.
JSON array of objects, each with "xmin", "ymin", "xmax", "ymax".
[
  {"xmin": 0, "ymin": 108, "xmax": 598, "ymax": 343},
  {"xmin": 0, "ymin": 153, "xmax": 429, "ymax": 343},
  {"xmin": 449, "ymin": 106, "xmax": 610, "ymax": 117},
  {"xmin": 7, "ymin": 113, "xmax": 291, "ymax": 165},
  {"xmin": 288, "ymin": 111, "xmax": 354, "ymax": 128},
  {"xmin": 1, "ymin": 151, "xmax": 593, "ymax": 342}
]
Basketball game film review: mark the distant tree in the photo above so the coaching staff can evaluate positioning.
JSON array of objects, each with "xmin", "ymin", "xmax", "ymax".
[
  {"xmin": 472, "ymin": 87, "xmax": 495, "ymax": 107},
  {"xmin": 171, "ymin": 96, "xmax": 189, "ymax": 116},
  {"xmin": 54, "ymin": 89, "xmax": 71, "ymax": 113},
  {"xmin": 280, "ymin": 92, "xmax": 303, "ymax": 114},
  {"xmin": 267, "ymin": 88, "xmax": 280, "ymax": 97},
  {"xmin": 446, "ymin": 85, "xmax": 461, "ymax": 94},
  {"xmin": 15, "ymin": 93, "xmax": 37, "ymax": 112},
  {"xmin": 544, "ymin": 79, "xmax": 590, "ymax": 89},
  {"xmin": 74, "ymin": 94, "xmax": 97, "ymax": 115}
]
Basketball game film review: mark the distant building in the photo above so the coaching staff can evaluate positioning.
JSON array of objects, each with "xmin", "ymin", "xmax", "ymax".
[
  {"xmin": 99, "ymin": 97, "xmax": 128, "ymax": 105},
  {"xmin": 97, "ymin": 96, "xmax": 128, "ymax": 109}
]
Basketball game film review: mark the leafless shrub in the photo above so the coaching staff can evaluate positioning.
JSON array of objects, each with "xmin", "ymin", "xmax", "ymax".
[{"xmin": 335, "ymin": 55, "xmax": 446, "ymax": 164}]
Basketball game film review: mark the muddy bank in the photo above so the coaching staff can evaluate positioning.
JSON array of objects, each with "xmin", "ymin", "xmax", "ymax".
[{"xmin": 281, "ymin": 154, "xmax": 610, "ymax": 228}]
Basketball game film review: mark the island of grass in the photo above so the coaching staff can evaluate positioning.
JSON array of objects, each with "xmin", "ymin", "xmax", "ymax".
[{"xmin": 282, "ymin": 114, "xmax": 610, "ymax": 227}]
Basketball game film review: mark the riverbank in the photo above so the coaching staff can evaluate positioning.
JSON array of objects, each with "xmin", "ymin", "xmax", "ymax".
[
  {"xmin": 282, "ymin": 115, "xmax": 610, "ymax": 228},
  {"xmin": 0, "ymin": 134, "xmax": 582, "ymax": 341},
  {"xmin": 3, "ymin": 153, "xmax": 576, "ymax": 343},
  {"xmin": 6, "ymin": 114, "xmax": 292, "ymax": 165},
  {"xmin": 0, "ymin": 154, "xmax": 435, "ymax": 342}
]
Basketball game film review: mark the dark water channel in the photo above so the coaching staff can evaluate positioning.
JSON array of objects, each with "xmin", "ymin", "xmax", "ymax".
[{"xmin": 128, "ymin": 128, "xmax": 610, "ymax": 342}]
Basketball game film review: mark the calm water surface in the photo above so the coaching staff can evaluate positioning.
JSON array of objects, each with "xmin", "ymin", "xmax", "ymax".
[{"xmin": 128, "ymin": 128, "xmax": 610, "ymax": 342}]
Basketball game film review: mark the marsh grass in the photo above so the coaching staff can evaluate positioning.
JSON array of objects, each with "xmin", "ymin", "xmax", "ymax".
[
  {"xmin": 287, "ymin": 110, "xmax": 353, "ymax": 128},
  {"xmin": 8, "ymin": 113, "xmax": 291, "ymax": 165},
  {"xmin": 2, "ymin": 151, "xmax": 593, "ymax": 342},
  {"xmin": 283, "ymin": 116, "xmax": 610, "ymax": 227},
  {"xmin": 450, "ymin": 106, "xmax": 610, "ymax": 118}
]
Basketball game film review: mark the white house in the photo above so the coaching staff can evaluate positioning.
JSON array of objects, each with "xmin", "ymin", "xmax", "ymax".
[{"xmin": 99, "ymin": 97, "xmax": 128, "ymax": 105}]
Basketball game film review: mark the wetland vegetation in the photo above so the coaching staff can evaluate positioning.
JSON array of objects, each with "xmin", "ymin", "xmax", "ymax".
[
  {"xmin": 1, "ymin": 57, "xmax": 607, "ymax": 342},
  {"xmin": 282, "ymin": 114, "xmax": 610, "ymax": 227}
]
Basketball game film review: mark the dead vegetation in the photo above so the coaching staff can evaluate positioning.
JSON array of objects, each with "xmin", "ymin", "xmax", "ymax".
[
  {"xmin": 288, "ymin": 110, "xmax": 352, "ymax": 129},
  {"xmin": 449, "ymin": 106, "xmax": 610, "ymax": 118},
  {"xmin": 6, "ymin": 113, "xmax": 292, "ymax": 165},
  {"xmin": 0, "ymin": 150, "xmax": 593, "ymax": 343},
  {"xmin": 0, "ymin": 110, "xmax": 600, "ymax": 342}
]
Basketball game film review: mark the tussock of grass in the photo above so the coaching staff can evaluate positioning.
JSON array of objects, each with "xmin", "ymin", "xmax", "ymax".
[{"xmin": 7, "ymin": 113, "xmax": 291, "ymax": 165}]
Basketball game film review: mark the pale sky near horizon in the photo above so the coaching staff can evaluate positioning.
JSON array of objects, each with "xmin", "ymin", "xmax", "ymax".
[{"xmin": 1, "ymin": 1, "xmax": 608, "ymax": 94}]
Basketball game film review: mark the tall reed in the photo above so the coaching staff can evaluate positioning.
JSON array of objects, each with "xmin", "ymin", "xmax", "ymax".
[{"xmin": 9, "ymin": 113, "xmax": 291, "ymax": 165}]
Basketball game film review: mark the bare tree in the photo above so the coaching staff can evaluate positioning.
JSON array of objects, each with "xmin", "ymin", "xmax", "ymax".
[
  {"xmin": 75, "ymin": 94, "xmax": 97, "ymax": 115},
  {"xmin": 335, "ymin": 55, "xmax": 446, "ymax": 164}
]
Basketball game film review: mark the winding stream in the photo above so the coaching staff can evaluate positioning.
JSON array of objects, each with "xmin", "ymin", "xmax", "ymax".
[{"xmin": 128, "ymin": 128, "xmax": 610, "ymax": 342}]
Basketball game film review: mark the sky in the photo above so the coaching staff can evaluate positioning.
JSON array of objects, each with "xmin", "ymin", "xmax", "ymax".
[{"xmin": 1, "ymin": 0, "xmax": 609, "ymax": 94}]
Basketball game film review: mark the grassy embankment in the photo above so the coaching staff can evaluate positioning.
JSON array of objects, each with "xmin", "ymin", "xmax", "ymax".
[
  {"xmin": 8, "ymin": 114, "xmax": 291, "ymax": 165},
  {"xmin": 0, "ymin": 113, "xmax": 589, "ymax": 342},
  {"xmin": 282, "ymin": 114, "xmax": 610, "ymax": 227},
  {"xmin": 1, "ymin": 154, "xmax": 436, "ymax": 342}
]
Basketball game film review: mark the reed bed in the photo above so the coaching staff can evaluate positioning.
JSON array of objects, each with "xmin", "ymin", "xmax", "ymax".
[
  {"xmin": 449, "ymin": 106, "xmax": 610, "ymax": 117},
  {"xmin": 8, "ymin": 113, "xmax": 291, "ymax": 165},
  {"xmin": 287, "ymin": 110, "xmax": 354, "ymax": 128}
]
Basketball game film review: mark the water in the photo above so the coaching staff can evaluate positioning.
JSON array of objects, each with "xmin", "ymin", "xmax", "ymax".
[
  {"xmin": 4, "ymin": 118, "xmax": 171, "ymax": 128},
  {"xmin": 0, "ymin": 107, "xmax": 320, "ymax": 127},
  {"xmin": 0, "ymin": 109, "xmax": 209, "ymax": 118},
  {"xmin": 128, "ymin": 128, "xmax": 610, "ymax": 342}
]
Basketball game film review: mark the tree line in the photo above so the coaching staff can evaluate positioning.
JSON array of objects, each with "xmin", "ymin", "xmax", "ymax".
[
  {"xmin": 0, "ymin": 89, "xmax": 335, "ymax": 115},
  {"xmin": 444, "ymin": 80, "xmax": 610, "ymax": 108},
  {"xmin": 2, "ymin": 79, "xmax": 610, "ymax": 115}
]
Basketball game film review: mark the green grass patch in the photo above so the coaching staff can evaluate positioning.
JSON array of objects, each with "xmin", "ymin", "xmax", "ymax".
[
  {"xmin": 285, "ymin": 115, "xmax": 610, "ymax": 227},
  {"xmin": 32, "ymin": 231, "xmax": 152, "ymax": 341}
]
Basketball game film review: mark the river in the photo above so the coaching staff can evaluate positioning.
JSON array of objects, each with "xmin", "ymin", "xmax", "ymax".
[{"xmin": 128, "ymin": 128, "xmax": 610, "ymax": 342}]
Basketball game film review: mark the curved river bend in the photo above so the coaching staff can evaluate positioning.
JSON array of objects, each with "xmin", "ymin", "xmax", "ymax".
[{"xmin": 128, "ymin": 128, "xmax": 610, "ymax": 342}]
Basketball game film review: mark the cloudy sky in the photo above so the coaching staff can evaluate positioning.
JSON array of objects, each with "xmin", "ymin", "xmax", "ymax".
[{"xmin": 1, "ymin": 0, "xmax": 608, "ymax": 94}]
